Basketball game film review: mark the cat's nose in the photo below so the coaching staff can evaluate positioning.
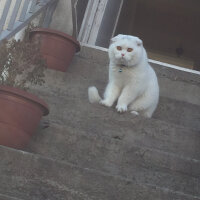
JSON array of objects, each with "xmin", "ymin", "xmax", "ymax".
[{"xmin": 121, "ymin": 53, "xmax": 125, "ymax": 57}]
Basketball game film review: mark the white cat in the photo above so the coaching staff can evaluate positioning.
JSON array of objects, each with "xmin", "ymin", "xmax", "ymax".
[{"xmin": 88, "ymin": 34, "xmax": 159, "ymax": 118}]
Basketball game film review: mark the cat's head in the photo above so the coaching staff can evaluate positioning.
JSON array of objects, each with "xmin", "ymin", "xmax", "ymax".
[{"xmin": 108, "ymin": 34, "xmax": 145, "ymax": 67}]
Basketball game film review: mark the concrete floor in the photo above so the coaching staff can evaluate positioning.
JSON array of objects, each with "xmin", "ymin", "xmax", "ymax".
[{"xmin": 0, "ymin": 45, "xmax": 200, "ymax": 200}]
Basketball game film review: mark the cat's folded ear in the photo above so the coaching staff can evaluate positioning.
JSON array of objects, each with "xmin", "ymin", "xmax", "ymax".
[
  {"xmin": 110, "ymin": 34, "xmax": 143, "ymax": 46},
  {"xmin": 110, "ymin": 34, "xmax": 124, "ymax": 44},
  {"xmin": 136, "ymin": 37, "xmax": 143, "ymax": 46}
]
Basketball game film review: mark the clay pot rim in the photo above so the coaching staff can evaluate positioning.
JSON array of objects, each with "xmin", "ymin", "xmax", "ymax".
[
  {"xmin": 0, "ymin": 85, "xmax": 49, "ymax": 116},
  {"xmin": 30, "ymin": 28, "xmax": 81, "ymax": 52}
]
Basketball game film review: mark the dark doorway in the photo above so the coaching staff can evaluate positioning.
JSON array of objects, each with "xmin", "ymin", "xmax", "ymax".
[{"xmin": 115, "ymin": 0, "xmax": 200, "ymax": 70}]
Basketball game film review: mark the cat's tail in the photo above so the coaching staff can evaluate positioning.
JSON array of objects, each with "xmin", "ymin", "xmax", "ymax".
[{"xmin": 88, "ymin": 86, "xmax": 102, "ymax": 103}]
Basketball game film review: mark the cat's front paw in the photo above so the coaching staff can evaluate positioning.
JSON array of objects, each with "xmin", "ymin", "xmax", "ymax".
[
  {"xmin": 100, "ymin": 99, "xmax": 113, "ymax": 107},
  {"xmin": 116, "ymin": 104, "xmax": 128, "ymax": 113}
]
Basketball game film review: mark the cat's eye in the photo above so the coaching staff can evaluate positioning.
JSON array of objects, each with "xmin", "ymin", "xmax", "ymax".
[
  {"xmin": 127, "ymin": 48, "xmax": 133, "ymax": 52},
  {"xmin": 117, "ymin": 46, "xmax": 122, "ymax": 51}
]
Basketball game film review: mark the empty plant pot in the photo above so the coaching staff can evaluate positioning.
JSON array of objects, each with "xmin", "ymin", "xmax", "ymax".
[
  {"xmin": 0, "ymin": 86, "xmax": 49, "ymax": 149},
  {"xmin": 30, "ymin": 28, "xmax": 80, "ymax": 72}
]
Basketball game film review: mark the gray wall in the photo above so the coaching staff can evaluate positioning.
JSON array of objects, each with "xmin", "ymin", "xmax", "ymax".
[{"xmin": 50, "ymin": 0, "xmax": 73, "ymax": 35}]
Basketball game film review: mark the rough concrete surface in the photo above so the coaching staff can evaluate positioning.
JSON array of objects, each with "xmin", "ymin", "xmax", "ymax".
[
  {"xmin": 1, "ymin": 46, "xmax": 200, "ymax": 200},
  {"xmin": 0, "ymin": 194, "xmax": 22, "ymax": 200},
  {"xmin": 0, "ymin": 146, "xmax": 199, "ymax": 200}
]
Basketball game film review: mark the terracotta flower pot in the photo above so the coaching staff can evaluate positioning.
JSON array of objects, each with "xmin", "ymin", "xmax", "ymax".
[
  {"xmin": 30, "ymin": 28, "xmax": 80, "ymax": 72},
  {"xmin": 0, "ymin": 86, "xmax": 49, "ymax": 149}
]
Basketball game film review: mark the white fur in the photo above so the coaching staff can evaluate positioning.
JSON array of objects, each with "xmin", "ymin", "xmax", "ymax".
[
  {"xmin": 88, "ymin": 34, "xmax": 159, "ymax": 118},
  {"xmin": 88, "ymin": 86, "xmax": 102, "ymax": 103}
]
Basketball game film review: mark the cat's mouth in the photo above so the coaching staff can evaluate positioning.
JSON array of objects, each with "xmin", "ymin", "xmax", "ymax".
[
  {"xmin": 117, "ymin": 60, "xmax": 135, "ymax": 68},
  {"xmin": 114, "ymin": 55, "xmax": 132, "ymax": 67},
  {"xmin": 118, "ymin": 58, "xmax": 128, "ymax": 67}
]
